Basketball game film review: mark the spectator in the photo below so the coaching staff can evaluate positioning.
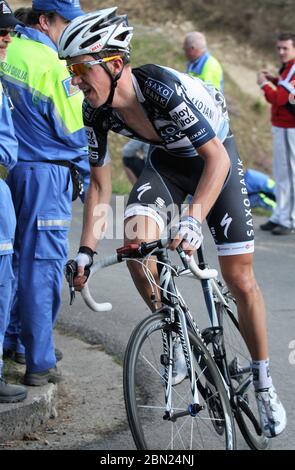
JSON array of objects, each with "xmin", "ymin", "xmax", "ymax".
[
  {"xmin": 245, "ymin": 168, "xmax": 276, "ymax": 211},
  {"xmin": 1, "ymin": 0, "xmax": 88, "ymax": 386},
  {"xmin": 122, "ymin": 140, "xmax": 149, "ymax": 185},
  {"xmin": 0, "ymin": 0, "xmax": 27, "ymax": 403},
  {"xmin": 258, "ymin": 32, "xmax": 295, "ymax": 235},
  {"xmin": 15, "ymin": 4, "xmax": 90, "ymax": 204},
  {"xmin": 183, "ymin": 31, "xmax": 224, "ymax": 91}
]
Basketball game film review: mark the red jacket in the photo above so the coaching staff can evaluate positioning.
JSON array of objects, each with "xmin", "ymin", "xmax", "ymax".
[{"xmin": 262, "ymin": 59, "xmax": 295, "ymax": 128}]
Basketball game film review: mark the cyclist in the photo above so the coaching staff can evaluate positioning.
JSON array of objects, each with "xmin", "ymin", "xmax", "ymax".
[{"xmin": 59, "ymin": 8, "xmax": 287, "ymax": 438}]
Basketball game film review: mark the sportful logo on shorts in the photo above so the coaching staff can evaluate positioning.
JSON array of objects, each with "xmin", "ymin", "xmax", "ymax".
[
  {"xmin": 144, "ymin": 78, "xmax": 174, "ymax": 108},
  {"xmin": 220, "ymin": 212, "xmax": 233, "ymax": 239},
  {"xmin": 137, "ymin": 182, "xmax": 152, "ymax": 201},
  {"xmin": 169, "ymin": 102, "xmax": 199, "ymax": 130}
]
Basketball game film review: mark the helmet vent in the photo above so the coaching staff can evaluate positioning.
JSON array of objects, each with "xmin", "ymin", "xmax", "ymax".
[{"xmin": 81, "ymin": 34, "xmax": 105, "ymax": 49}]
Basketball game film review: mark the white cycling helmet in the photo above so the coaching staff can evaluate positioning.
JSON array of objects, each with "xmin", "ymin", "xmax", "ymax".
[{"xmin": 58, "ymin": 7, "xmax": 133, "ymax": 59}]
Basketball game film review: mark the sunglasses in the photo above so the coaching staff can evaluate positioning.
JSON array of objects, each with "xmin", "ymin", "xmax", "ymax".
[
  {"xmin": 0, "ymin": 29, "xmax": 15, "ymax": 37},
  {"xmin": 67, "ymin": 55, "xmax": 121, "ymax": 77}
]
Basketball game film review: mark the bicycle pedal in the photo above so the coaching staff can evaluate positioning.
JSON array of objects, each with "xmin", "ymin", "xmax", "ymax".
[
  {"xmin": 201, "ymin": 327, "xmax": 223, "ymax": 345},
  {"xmin": 229, "ymin": 357, "xmax": 246, "ymax": 384}
]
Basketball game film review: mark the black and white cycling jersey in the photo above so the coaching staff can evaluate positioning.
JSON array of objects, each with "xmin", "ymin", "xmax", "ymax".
[
  {"xmin": 83, "ymin": 64, "xmax": 230, "ymax": 167},
  {"xmin": 83, "ymin": 63, "xmax": 254, "ymax": 256}
]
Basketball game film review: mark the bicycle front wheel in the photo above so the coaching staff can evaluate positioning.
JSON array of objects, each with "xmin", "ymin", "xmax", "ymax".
[
  {"xmin": 124, "ymin": 311, "xmax": 236, "ymax": 450},
  {"xmin": 218, "ymin": 300, "xmax": 271, "ymax": 450}
]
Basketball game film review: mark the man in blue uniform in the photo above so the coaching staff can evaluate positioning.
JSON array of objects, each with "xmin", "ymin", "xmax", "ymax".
[
  {"xmin": 1, "ymin": 0, "xmax": 88, "ymax": 386},
  {"xmin": 0, "ymin": 0, "xmax": 27, "ymax": 402}
]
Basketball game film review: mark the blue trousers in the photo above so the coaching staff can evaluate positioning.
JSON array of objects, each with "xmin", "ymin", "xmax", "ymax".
[
  {"xmin": 0, "ymin": 179, "xmax": 15, "ymax": 377},
  {"xmin": 4, "ymin": 162, "xmax": 72, "ymax": 373}
]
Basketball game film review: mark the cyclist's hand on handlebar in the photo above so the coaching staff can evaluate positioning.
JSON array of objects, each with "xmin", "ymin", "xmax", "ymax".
[
  {"xmin": 74, "ymin": 246, "xmax": 96, "ymax": 291},
  {"xmin": 169, "ymin": 216, "xmax": 203, "ymax": 256},
  {"xmin": 74, "ymin": 253, "xmax": 90, "ymax": 291}
]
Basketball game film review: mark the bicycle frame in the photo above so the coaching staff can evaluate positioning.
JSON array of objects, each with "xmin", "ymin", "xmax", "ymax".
[
  {"xmin": 74, "ymin": 239, "xmax": 265, "ymax": 448},
  {"xmin": 78, "ymin": 239, "xmax": 245, "ymax": 399},
  {"xmin": 78, "ymin": 240, "xmax": 225, "ymax": 419}
]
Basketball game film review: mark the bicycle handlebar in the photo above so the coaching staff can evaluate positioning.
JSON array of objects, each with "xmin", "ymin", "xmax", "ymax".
[
  {"xmin": 186, "ymin": 255, "xmax": 218, "ymax": 280},
  {"xmin": 81, "ymin": 254, "xmax": 119, "ymax": 312},
  {"xmin": 78, "ymin": 239, "xmax": 218, "ymax": 313}
]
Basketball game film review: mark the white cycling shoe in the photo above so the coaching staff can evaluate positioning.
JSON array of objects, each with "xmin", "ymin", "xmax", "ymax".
[{"xmin": 255, "ymin": 385, "xmax": 287, "ymax": 438}]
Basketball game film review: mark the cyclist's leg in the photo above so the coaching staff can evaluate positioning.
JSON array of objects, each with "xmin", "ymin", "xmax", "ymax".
[
  {"xmin": 124, "ymin": 214, "xmax": 161, "ymax": 310},
  {"xmin": 206, "ymin": 133, "xmax": 265, "ymax": 359},
  {"xmin": 124, "ymin": 148, "xmax": 187, "ymax": 310},
  {"xmin": 219, "ymin": 253, "xmax": 268, "ymax": 360},
  {"xmin": 208, "ymin": 133, "xmax": 286, "ymax": 437}
]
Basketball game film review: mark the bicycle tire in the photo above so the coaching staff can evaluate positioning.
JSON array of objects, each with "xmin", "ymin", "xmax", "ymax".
[
  {"xmin": 217, "ymin": 301, "xmax": 271, "ymax": 450},
  {"xmin": 123, "ymin": 310, "xmax": 236, "ymax": 450}
]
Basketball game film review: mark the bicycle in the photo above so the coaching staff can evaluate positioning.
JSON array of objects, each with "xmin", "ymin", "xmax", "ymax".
[{"xmin": 74, "ymin": 239, "xmax": 270, "ymax": 450}]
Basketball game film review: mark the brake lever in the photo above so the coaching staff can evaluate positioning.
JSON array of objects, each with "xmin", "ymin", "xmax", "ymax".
[
  {"xmin": 176, "ymin": 245, "xmax": 190, "ymax": 269},
  {"xmin": 64, "ymin": 260, "xmax": 92, "ymax": 306},
  {"xmin": 64, "ymin": 259, "xmax": 78, "ymax": 305}
]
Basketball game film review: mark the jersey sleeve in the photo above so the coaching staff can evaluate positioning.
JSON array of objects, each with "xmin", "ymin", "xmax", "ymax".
[
  {"xmin": 142, "ymin": 66, "xmax": 216, "ymax": 148},
  {"xmin": 83, "ymin": 101, "xmax": 111, "ymax": 167}
]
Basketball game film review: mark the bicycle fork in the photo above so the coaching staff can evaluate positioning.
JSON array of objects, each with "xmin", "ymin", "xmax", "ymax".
[
  {"xmin": 156, "ymin": 250, "xmax": 204, "ymax": 421},
  {"xmin": 162, "ymin": 309, "xmax": 204, "ymax": 422}
]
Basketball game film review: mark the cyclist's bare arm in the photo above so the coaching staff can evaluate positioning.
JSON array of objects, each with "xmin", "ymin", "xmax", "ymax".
[
  {"xmin": 80, "ymin": 163, "xmax": 112, "ymax": 250},
  {"xmin": 74, "ymin": 164, "xmax": 112, "ymax": 290}
]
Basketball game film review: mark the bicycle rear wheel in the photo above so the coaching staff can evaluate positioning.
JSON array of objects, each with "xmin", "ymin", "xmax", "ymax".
[
  {"xmin": 124, "ymin": 311, "xmax": 236, "ymax": 450},
  {"xmin": 218, "ymin": 300, "xmax": 271, "ymax": 450}
]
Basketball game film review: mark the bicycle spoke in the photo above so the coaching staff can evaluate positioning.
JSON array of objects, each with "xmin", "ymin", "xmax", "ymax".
[{"xmin": 170, "ymin": 419, "xmax": 188, "ymax": 450}]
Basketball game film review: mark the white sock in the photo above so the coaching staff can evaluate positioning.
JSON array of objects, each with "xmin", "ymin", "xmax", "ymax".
[{"xmin": 251, "ymin": 358, "xmax": 273, "ymax": 391}]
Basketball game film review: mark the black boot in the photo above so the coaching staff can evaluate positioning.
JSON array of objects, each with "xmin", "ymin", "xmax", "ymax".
[
  {"xmin": 0, "ymin": 377, "xmax": 27, "ymax": 403},
  {"xmin": 24, "ymin": 366, "xmax": 62, "ymax": 386},
  {"xmin": 260, "ymin": 220, "xmax": 278, "ymax": 231}
]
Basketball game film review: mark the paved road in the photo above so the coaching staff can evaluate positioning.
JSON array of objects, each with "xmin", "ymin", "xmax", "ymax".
[{"xmin": 58, "ymin": 198, "xmax": 295, "ymax": 450}]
